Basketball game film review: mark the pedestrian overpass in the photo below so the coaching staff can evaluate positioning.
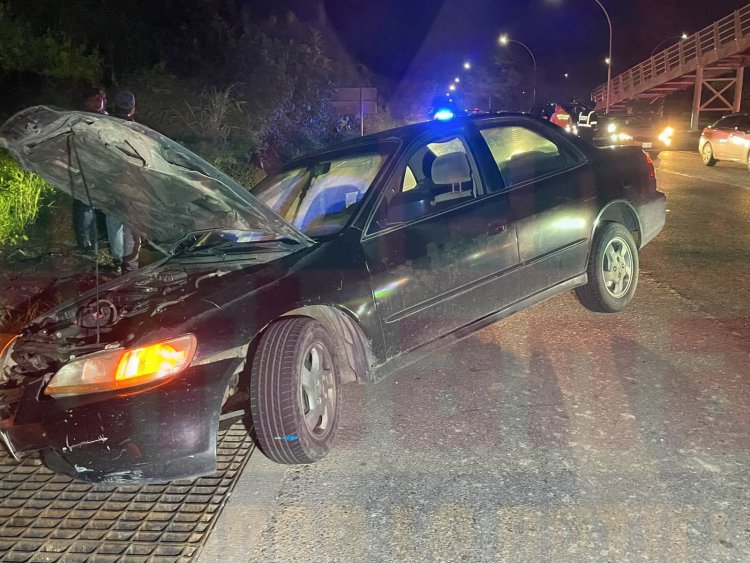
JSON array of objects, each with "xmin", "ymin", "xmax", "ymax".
[{"xmin": 592, "ymin": 3, "xmax": 750, "ymax": 130}]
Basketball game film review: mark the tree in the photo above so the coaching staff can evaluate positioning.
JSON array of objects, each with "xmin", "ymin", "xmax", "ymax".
[
  {"xmin": 463, "ymin": 57, "xmax": 522, "ymax": 112},
  {"xmin": 0, "ymin": 4, "xmax": 101, "ymax": 82}
]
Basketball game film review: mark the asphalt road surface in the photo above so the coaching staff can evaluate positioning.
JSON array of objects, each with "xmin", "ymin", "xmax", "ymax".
[{"xmin": 200, "ymin": 150, "xmax": 750, "ymax": 563}]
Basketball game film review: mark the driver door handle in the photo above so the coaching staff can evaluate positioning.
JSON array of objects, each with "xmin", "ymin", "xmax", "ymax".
[{"xmin": 487, "ymin": 220, "xmax": 508, "ymax": 236}]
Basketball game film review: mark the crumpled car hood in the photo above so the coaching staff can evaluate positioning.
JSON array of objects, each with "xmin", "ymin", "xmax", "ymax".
[{"xmin": 0, "ymin": 106, "xmax": 312, "ymax": 248}]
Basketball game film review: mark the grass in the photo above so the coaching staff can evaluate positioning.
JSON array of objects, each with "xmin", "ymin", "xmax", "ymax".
[{"xmin": 0, "ymin": 151, "xmax": 54, "ymax": 246}]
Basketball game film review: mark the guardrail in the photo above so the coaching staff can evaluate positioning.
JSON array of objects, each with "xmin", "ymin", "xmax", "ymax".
[{"xmin": 592, "ymin": 4, "xmax": 750, "ymax": 108}]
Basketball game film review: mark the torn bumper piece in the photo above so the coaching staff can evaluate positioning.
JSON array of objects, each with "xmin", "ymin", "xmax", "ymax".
[{"xmin": 0, "ymin": 358, "xmax": 242, "ymax": 483}]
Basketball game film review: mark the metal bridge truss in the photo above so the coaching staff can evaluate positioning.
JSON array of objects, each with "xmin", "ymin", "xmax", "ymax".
[{"xmin": 592, "ymin": 3, "xmax": 750, "ymax": 129}]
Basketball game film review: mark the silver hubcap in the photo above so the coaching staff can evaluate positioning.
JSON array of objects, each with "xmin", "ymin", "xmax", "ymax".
[
  {"xmin": 602, "ymin": 237, "xmax": 634, "ymax": 298},
  {"xmin": 299, "ymin": 342, "xmax": 336, "ymax": 436},
  {"xmin": 703, "ymin": 145, "xmax": 712, "ymax": 163}
]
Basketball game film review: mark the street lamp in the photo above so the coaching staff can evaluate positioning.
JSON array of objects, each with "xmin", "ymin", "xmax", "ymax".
[
  {"xmin": 592, "ymin": 0, "xmax": 613, "ymax": 114},
  {"xmin": 499, "ymin": 34, "xmax": 537, "ymax": 106},
  {"xmin": 463, "ymin": 61, "xmax": 472, "ymax": 70},
  {"xmin": 548, "ymin": 0, "xmax": 612, "ymax": 112},
  {"xmin": 649, "ymin": 33, "xmax": 689, "ymax": 57}
]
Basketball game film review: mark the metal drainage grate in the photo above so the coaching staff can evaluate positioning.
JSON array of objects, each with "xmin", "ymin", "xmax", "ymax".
[{"xmin": 0, "ymin": 423, "xmax": 254, "ymax": 562}]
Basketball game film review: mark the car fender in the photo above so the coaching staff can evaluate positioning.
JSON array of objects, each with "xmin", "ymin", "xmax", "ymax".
[
  {"xmin": 278, "ymin": 305, "xmax": 375, "ymax": 384},
  {"xmin": 592, "ymin": 200, "xmax": 643, "ymax": 251}
]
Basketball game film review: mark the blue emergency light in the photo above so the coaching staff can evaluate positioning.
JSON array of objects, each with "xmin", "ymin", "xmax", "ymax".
[{"xmin": 433, "ymin": 108, "xmax": 455, "ymax": 121}]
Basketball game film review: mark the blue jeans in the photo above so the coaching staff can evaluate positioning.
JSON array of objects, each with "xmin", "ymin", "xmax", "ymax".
[
  {"xmin": 106, "ymin": 217, "xmax": 141, "ymax": 272},
  {"xmin": 73, "ymin": 200, "xmax": 95, "ymax": 249}
]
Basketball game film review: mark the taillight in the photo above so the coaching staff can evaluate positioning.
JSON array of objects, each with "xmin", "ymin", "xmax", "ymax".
[{"xmin": 644, "ymin": 152, "xmax": 656, "ymax": 180}]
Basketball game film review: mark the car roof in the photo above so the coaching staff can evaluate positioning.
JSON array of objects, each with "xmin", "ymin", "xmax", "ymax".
[{"xmin": 281, "ymin": 112, "xmax": 537, "ymax": 169}]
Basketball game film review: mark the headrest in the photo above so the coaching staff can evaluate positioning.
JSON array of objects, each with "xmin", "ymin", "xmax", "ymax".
[{"xmin": 431, "ymin": 152, "xmax": 471, "ymax": 184}]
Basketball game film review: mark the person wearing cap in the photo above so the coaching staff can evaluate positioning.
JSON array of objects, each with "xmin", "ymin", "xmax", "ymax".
[
  {"xmin": 73, "ymin": 87, "xmax": 108, "ymax": 252},
  {"xmin": 104, "ymin": 89, "xmax": 142, "ymax": 274}
]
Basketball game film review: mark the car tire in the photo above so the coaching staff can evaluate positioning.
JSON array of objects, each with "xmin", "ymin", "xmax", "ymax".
[
  {"xmin": 746, "ymin": 152, "xmax": 750, "ymax": 173},
  {"xmin": 250, "ymin": 317, "xmax": 339, "ymax": 464},
  {"xmin": 702, "ymin": 143, "xmax": 717, "ymax": 166},
  {"xmin": 576, "ymin": 222, "xmax": 639, "ymax": 313}
]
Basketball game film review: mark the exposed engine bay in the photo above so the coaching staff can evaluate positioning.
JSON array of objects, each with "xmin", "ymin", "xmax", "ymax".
[{"xmin": 1, "ymin": 265, "xmax": 228, "ymax": 390}]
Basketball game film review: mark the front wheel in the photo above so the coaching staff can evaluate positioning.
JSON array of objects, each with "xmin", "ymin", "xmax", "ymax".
[
  {"xmin": 576, "ymin": 222, "xmax": 639, "ymax": 313},
  {"xmin": 702, "ymin": 143, "xmax": 717, "ymax": 166},
  {"xmin": 250, "ymin": 317, "xmax": 339, "ymax": 464}
]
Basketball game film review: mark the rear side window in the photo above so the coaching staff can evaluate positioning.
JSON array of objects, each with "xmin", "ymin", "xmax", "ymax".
[
  {"xmin": 479, "ymin": 125, "xmax": 576, "ymax": 187},
  {"xmin": 715, "ymin": 116, "xmax": 740, "ymax": 130}
]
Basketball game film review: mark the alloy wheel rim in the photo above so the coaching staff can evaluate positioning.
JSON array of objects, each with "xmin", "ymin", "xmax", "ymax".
[
  {"xmin": 602, "ymin": 236, "xmax": 633, "ymax": 298},
  {"xmin": 703, "ymin": 145, "xmax": 712, "ymax": 163},
  {"xmin": 299, "ymin": 341, "xmax": 336, "ymax": 436}
]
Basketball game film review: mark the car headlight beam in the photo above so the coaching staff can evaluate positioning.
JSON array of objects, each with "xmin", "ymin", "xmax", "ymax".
[
  {"xmin": 45, "ymin": 334, "xmax": 197, "ymax": 397},
  {"xmin": 658, "ymin": 126, "xmax": 674, "ymax": 145}
]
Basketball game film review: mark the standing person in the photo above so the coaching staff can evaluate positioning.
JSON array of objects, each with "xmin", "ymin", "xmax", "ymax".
[
  {"xmin": 73, "ymin": 87, "xmax": 107, "ymax": 251},
  {"xmin": 105, "ymin": 89, "xmax": 142, "ymax": 274}
]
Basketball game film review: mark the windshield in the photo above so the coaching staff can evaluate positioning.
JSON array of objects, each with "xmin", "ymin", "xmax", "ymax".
[{"xmin": 250, "ymin": 150, "xmax": 389, "ymax": 238}]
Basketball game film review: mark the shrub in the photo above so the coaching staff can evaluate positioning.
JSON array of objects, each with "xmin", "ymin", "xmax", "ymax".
[{"xmin": 0, "ymin": 151, "xmax": 53, "ymax": 246}]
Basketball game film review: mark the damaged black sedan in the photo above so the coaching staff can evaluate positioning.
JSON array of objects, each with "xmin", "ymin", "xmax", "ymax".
[{"xmin": 0, "ymin": 106, "xmax": 664, "ymax": 483}]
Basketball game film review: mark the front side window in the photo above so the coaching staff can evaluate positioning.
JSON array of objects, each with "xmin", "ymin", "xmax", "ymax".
[
  {"xmin": 251, "ymin": 151, "xmax": 389, "ymax": 238},
  {"xmin": 371, "ymin": 136, "xmax": 477, "ymax": 231},
  {"xmin": 480, "ymin": 125, "xmax": 572, "ymax": 186}
]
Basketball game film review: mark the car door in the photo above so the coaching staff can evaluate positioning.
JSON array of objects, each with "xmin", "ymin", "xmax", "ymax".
[
  {"xmin": 474, "ymin": 119, "xmax": 597, "ymax": 299},
  {"xmin": 726, "ymin": 116, "xmax": 750, "ymax": 163},
  {"xmin": 712, "ymin": 116, "xmax": 738, "ymax": 160},
  {"xmin": 361, "ymin": 129, "xmax": 520, "ymax": 356}
]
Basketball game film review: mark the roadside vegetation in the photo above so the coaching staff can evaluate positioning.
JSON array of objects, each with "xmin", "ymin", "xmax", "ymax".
[{"xmin": 0, "ymin": 152, "xmax": 53, "ymax": 247}]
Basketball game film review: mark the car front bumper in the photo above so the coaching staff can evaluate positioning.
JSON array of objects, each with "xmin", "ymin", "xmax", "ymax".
[{"xmin": 0, "ymin": 357, "xmax": 242, "ymax": 483}]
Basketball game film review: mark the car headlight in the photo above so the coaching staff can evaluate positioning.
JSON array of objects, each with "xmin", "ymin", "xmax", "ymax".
[
  {"xmin": 658, "ymin": 126, "xmax": 674, "ymax": 145},
  {"xmin": 607, "ymin": 123, "xmax": 617, "ymax": 133},
  {"xmin": 45, "ymin": 334, "xmax": 197, "ymax": 397}
]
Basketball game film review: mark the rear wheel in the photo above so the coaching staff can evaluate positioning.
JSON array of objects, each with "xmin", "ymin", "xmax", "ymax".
[
  {"xmin": 250, "ymin": 317, "xmax": 339, "ymax": 464},
  {"xmin": 702, "ymin": 143, "xmax": 717, "ymax": 166},
  {"xmin": 576, "ymin": 222, "xmax": 639, "ymax": 313}
]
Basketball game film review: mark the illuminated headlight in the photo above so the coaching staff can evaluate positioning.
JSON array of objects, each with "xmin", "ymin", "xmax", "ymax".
[
  {"xmin": 45, "ymin": 334, "xmax": 197, "ymax": 397},
  {"xmin": 572, "ymin": 125, "xmax": 578, "ymax": 136},
  {"xmin": 617, "ymin": 133, "xmax": 633, "ymax": 142},
  {"xmin": 607, "ymin": 123, "xmax": 617, "ymax": 133},
  {"xmin": 658, "ymin": 126, "xmax": 674, "ymax": 145}
]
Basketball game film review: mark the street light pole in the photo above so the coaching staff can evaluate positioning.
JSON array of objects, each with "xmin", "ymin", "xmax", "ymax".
[
  {"xmin": 499, "ymin": 35, "xmax": 537, "ymax": 106},
  {"xmin": 592, "ymin": 0, "xmax": 612, "ymax": 114}
]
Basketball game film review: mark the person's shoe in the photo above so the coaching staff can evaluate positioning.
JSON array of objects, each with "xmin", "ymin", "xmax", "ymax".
[{"xmin": 100, "ymin": 264, "xmax": 122, "ymax": 276}]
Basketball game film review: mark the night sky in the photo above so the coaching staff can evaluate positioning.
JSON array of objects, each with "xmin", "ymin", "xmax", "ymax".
[{"xmin": 263, "ymin": 0, "xmax": 747, "ymax": 100}]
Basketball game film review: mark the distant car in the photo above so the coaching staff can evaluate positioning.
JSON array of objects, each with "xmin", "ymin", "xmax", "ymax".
[
  {"xmin": 699, "ymin": 113, "xmax": 750, "ymax": 172},
  {"xmin": 0, "ymin": 106, "xmax": 664, "ymax": 483},
  {"xmin": 596, "ymin": 113, "xmax": 674, "ymax": 155}
]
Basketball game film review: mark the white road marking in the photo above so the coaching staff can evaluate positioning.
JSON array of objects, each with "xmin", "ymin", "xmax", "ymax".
[{"xmin": 658, "ymin": 169, "xmax": 749, "ymax": 190}]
